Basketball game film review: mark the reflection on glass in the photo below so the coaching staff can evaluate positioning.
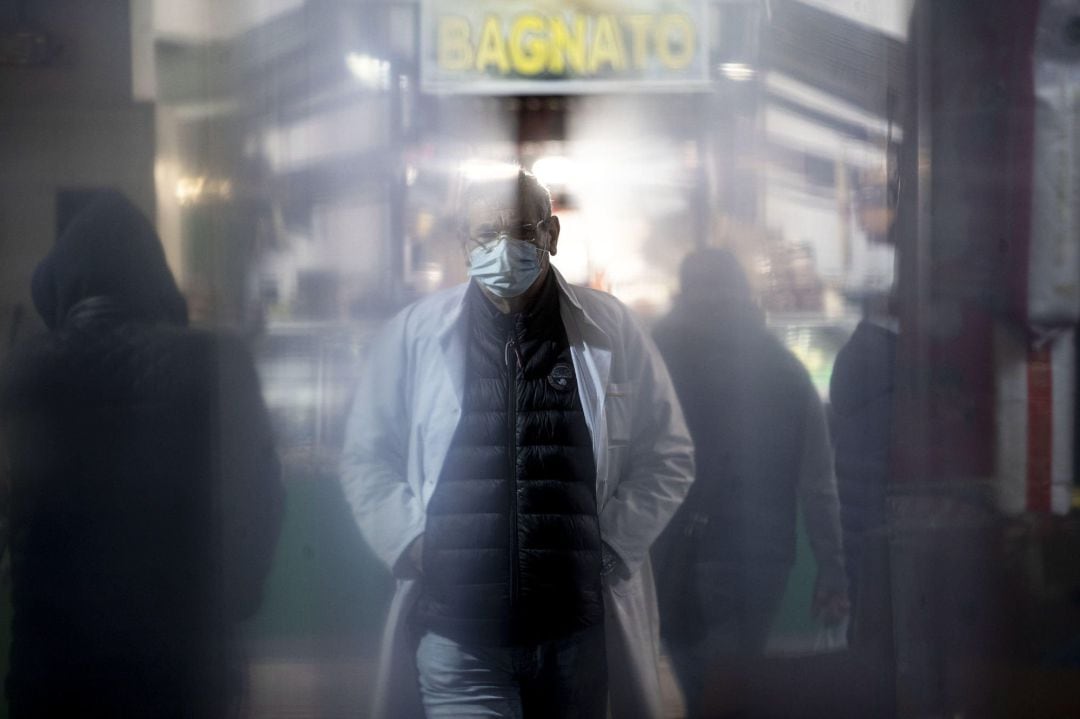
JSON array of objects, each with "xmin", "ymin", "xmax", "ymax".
[{"xmin": 4, "ymin": 0, "xmax": 1080, "ymax": 716}]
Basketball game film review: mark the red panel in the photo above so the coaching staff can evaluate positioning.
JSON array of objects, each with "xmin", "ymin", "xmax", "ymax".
[{"xmin": 1026, "ymin": 346, "xmax": 1053, "ymax": 512}]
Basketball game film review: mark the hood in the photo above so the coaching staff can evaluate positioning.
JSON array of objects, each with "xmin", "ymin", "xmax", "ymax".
[
  {"xmin": 31, "ymin": 191, "xmax": 188, "ymax": 329},
  {"xmin": 669, "ymin": 294, "xmax": 765, "ymax": 337}
]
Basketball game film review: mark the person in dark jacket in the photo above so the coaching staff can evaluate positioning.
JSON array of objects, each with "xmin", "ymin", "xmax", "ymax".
[
  {"xmin": 0, "ymin": 192, "xmax": 284, "ymax": 718},
  {"xmin": 829, "ymin": 296, "xmax": 897, "ymax": 623},
  {"xmin": 652, "ymin": 248, "xmax": 848, "ymax": 718}
]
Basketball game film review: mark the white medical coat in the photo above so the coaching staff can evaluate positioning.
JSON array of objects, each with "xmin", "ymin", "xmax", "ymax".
[{"xmin": 341, "ymin": 270, "xmax": 695, "ymax": 718}]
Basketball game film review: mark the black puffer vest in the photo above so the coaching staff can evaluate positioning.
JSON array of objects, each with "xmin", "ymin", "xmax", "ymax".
[{"xmin": 417, "ymin": 276, "xmax": 603, "ymax": 646}]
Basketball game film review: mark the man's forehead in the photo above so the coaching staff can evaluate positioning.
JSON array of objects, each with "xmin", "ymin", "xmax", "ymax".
[{"xmin": 465, "ymin": 197, "xmax": 541, "ymax": 224}]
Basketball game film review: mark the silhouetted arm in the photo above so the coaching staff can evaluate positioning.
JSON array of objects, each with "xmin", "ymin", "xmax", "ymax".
[{"xmin": 216, "ymin": 337, "xmax": 285, "ymax": 622}]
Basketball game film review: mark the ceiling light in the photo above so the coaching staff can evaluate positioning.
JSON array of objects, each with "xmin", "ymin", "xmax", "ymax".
[
  {"xmin": 719, "ymin": 62, "xmax": 755, "ymax": 81},
  {"xmin": 346, "ymin": 52, "xmax": 390, "ymax": 89}
]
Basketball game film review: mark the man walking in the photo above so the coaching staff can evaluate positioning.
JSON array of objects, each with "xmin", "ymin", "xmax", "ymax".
[{"xmin": 341, "ymin": 170, "xmax": 694, "ymax": 718}]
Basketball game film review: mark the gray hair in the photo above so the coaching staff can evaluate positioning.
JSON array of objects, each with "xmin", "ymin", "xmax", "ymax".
[{"xmin": 460, "ymin": 169, "xmax": 552, "ymax": 231}]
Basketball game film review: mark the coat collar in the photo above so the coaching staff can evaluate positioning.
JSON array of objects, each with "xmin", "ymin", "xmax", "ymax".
[
  {"xmin": 432, "ymin": 268, "xmax": 610, "ymax": 347},
  {"xmin": 433, "ymin": 268, "xmax": 612, "ymax": 413},
  {"xmin": 552, "ymin": 269, "xmax": 612, "ymax": 350}
]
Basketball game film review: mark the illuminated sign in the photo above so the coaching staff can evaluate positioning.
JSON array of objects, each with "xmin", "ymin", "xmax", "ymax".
[{"xmin": 421, "ymin": 0, "xmax": 709, "ymax": 94}]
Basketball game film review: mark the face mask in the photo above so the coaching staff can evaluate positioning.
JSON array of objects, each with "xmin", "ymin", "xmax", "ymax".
[{"xmin": 467, "ymin": 236, "xmax": 548, "ymax": 298}]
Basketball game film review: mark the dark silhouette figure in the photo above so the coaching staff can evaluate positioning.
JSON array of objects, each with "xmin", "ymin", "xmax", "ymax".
[
  {"xmin": 652, "ymin": 248, "xmax": 847, "ymax": 718},
  {"xmin": 829, "ymin": 308, "xmax": 897, "ymax": 623},
  {"xmin": 0, "ymin": 192, "xmax": 284, "ymax": 718}
]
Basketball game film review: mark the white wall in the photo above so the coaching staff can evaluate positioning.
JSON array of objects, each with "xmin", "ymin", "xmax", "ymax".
[{"xmin": 153, "ymin": 0, "xmax": 305, "ymax": 41}]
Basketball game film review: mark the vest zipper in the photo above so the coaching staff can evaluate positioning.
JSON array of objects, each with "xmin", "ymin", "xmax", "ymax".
[{"xmin": 505, "ymin": 334, "xmax": 522, "ymax": 607}]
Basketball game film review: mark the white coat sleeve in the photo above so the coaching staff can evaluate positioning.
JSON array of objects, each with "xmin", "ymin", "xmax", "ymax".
[
  {"xmin": 599, "ymin": 310, "xmax": 695, "ymax": 574},
  {"xmin": 340, "ymin": 313, "xmax": 425, "ymax": 573}
]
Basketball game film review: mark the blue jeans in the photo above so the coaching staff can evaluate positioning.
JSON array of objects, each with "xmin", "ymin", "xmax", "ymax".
[{"xmin": 414, "ymin": 626, "xmax": 607, "ymax": 719}]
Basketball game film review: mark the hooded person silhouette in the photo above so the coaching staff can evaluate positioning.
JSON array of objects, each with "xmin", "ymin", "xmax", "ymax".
[{"xmin": 1, "ymin": 192, "xmax": 284, "ymax": 718}]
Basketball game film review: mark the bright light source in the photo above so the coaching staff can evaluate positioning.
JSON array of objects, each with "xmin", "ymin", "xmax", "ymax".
[
  {"xmin": 719, "ymin": 62, "xmax": 755, "ymax": 81},
  {"xmin": 175, "ymin": 176, "xmax": 233, "ymax": 206},
  {"xmin": 459, "ymin": 159, "xmax": 520, "ymax": 181},
  {"xmin": 532, "ymin": 156, "xmax": 574, "ymax": 187},
  {"xmin": 346, "ymin": 52, "xmax": 390, "ymax": 89}
]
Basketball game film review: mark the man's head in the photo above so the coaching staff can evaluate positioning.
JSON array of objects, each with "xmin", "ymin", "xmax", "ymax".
[
  {"xmin": 460, "ymin": 169, "xmax": 561, "ymax": 311},
  {"xmin": 678, "ymin": 247, "xmax": 753, "ymax": 306}
]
